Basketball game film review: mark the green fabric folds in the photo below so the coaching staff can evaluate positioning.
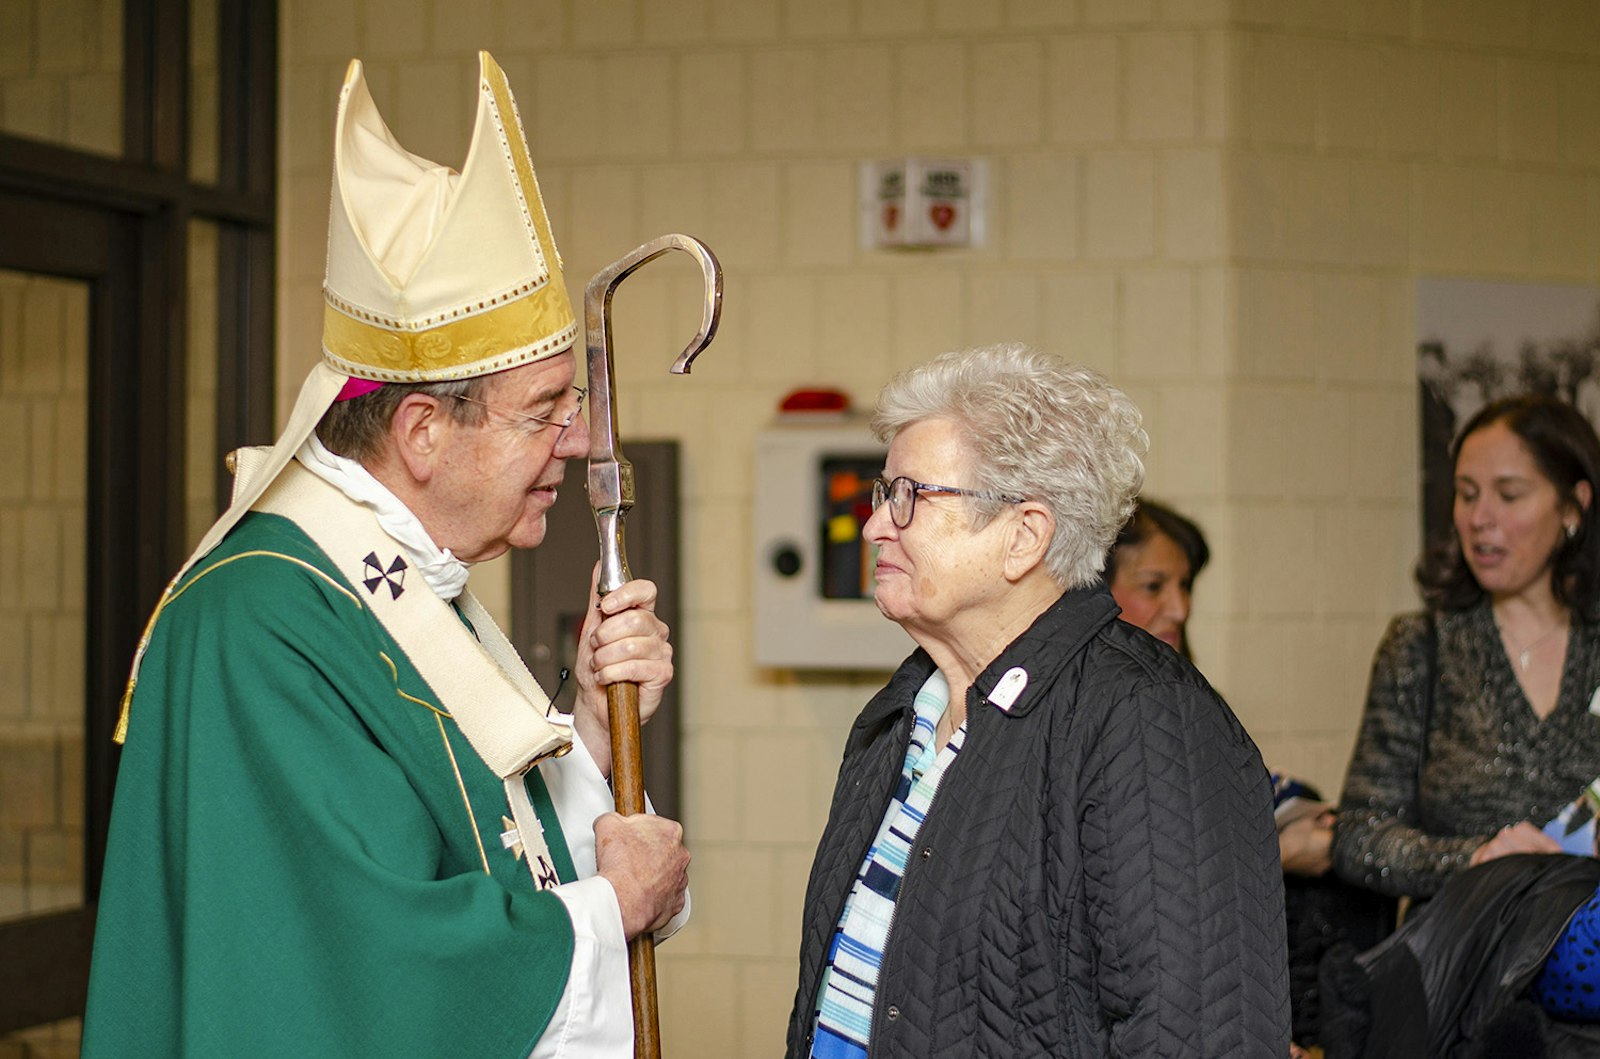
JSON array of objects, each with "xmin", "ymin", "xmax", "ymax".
[{"xmin": 84, "ymin": 513, "xmax": 577, "ymax": 1057}]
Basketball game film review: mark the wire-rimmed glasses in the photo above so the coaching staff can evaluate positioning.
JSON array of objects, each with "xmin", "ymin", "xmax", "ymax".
[{"xmin": 452, "ymin": 386, "xmax": 587, "ymax": 435}]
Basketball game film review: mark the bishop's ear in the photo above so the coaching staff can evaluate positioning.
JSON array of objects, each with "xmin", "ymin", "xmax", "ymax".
[{"xmin": 388, "ymin": 394, "xmax": 448, "ymax": 483}]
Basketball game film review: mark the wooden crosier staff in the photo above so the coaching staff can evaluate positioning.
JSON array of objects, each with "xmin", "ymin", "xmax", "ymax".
[{"xmin": 585, "ymin": 234, "xmax": 722, "ymax": 1059}]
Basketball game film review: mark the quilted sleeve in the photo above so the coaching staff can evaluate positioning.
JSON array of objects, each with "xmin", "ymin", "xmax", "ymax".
[{"xmin": 1078, "ymin": 679, "xmax": 1290, "ymax": 1058}]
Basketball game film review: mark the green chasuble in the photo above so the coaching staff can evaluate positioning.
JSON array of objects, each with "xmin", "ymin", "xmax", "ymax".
[{"xmin": 83, "ymin": 512, "xmax": 580, "ymax": 1057}]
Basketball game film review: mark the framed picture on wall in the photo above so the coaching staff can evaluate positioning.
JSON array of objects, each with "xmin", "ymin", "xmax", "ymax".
[{"xmin": 1416, "ymin": 277, "xmax": 1600, "ymax": 548}]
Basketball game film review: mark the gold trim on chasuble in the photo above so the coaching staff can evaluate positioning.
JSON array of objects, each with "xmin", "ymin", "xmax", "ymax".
[
  {"xmin": 377, "ymin": 649, "xmax": 494, "ymax": 876},
  {"xmin": 115, "ymin": 551, "xmax": 366, "ymax": 744},
  {"xmin": 435, "ymin": 713, "xmax": 494, "ymax": 876},
  {"xmin": 117, "ymin": 546, "xmax": 497, "ymax": 876}
]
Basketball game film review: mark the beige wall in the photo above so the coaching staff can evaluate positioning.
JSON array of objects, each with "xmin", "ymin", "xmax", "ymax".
[
  {"xmin": 277, "ymin": 2, "xmax": 1600, "ymax": 1054},
  {"xmin": 1217, "ymin": 1, "xmax": 1600, "ymax": 788},
  {"xmin": 0, "ymin": 0, "xmax": 122, "ymax": 157}
]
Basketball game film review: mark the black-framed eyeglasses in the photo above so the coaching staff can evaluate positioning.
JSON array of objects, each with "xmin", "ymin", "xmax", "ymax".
[
  {"xmin": 869, "ymin": 475, "xmax": 1026, "ymax": 529},
  {"xmin": 453, "ymin": 386, "xmax": 587, "ymax": 435}
]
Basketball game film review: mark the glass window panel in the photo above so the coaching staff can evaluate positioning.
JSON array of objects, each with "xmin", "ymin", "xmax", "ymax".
[
  {"xmin": 189, "ymin": 0, "xmax": 220, "ymax": 184},
  {"xmin": 0, "ymin": 268, "xmax": 90, "ymax": 921},
  {"xmin": 3, "ymin": 1018, "xmax": 81, "ymax": 1054},
  {"xmin": 0, "ymin": 0, "xmax": 124, "ymax": 157},
  {"xmin": 187, "ymin": 219, "xmax": 220, "ymax": 544}
]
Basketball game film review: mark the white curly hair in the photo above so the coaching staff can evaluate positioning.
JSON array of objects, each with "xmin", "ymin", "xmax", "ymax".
[{"xmin": 871, "ymin": 343, "xmax": 1148, "ymax": 588}]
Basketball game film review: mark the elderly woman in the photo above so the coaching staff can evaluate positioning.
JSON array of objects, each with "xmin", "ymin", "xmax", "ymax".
[{"xmin": 785, "ymin": 345, "xmax": 1289, "ymax": 1059}]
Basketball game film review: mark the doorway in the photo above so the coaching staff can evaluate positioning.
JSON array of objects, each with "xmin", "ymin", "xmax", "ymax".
[{"xmin": 0, "ymin": 0, "xmax": 278, "ymax": 1049}]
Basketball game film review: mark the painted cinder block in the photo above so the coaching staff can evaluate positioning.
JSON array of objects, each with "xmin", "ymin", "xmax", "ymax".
[
  {"xmin": 602, "ymin": 54, "xmax": 675, "ymax": 159},
  {"xmin": 1126, "ymin": 33, "xmax": 1198, "ymax": 142},
  {"xmin": 895, "ymin": 41, "xmax": 967, "ymax": 150},
  {"xmin": 973, "ymin": 41, "xmax": 1043, "ymax": 148},
  {"xmin": 1084, "ymin": 153, "xmax": 1157, "ymax": 259},
  {"xmin": 1047, "ymin": 35, "xmax": 1118, "ymax": 145}
]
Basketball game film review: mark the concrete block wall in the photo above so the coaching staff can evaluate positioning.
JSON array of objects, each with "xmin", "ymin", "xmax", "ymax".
[
  {"xmin": 1221, "ymin": 2, "xmax": 1600, "ymax": 794},
  {"xmin": 274, "ymin": 2, "xmax": 1600, "ymax": 1054}
]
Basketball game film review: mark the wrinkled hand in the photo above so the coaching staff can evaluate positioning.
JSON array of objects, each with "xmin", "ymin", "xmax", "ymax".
[
  {"xmin": 572, "ymin": 566, "xmax": 672, "ymax": 779},
  {"xmin": 1279, "ymin": 810, "xmax": 1335, "ymax": 877},
  {"xmin": 1470, "ymin": 820, "xmax": 1561, "ymax": 866},
  {"xmin": 595, "ymin": 812, "xmax": 690, "ymax": 940}
]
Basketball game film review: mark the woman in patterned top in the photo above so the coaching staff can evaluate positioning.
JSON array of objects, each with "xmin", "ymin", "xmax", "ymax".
[{"xmin": 1334, "ymin": 394, "xmax": 1600, "ymax": 900}]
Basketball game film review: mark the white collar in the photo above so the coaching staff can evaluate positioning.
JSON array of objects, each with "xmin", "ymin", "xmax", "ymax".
[{"xmin": 295, "ymin": 434, "xmax": 471, "ymax": 601}]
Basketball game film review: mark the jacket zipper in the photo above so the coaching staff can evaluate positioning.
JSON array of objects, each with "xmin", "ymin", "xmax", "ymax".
[
  {"xmin": 806, "ymin": 707, "xmax": 914, "ymax": 1056},
  {"xmin": 862, "ymin": 683, "xmax": 977, "ymax": 1056}
]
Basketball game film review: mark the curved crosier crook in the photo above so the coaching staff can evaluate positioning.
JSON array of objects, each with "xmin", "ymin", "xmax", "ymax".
[
  {"xmin": 586, "ymin": 233, "xmax": 722, "ymax": 597},
  {"xmin": 582, "ymin": 232, "xmax": 721, "ymax": 1059}
]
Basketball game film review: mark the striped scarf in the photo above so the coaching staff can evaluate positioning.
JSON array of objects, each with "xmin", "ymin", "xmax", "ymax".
[{"xmin": 810, "ymin": 670, "xmax": 967, "ymax": 1058}]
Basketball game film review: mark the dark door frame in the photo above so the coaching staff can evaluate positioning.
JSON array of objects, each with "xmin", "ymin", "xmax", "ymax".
[
  {"xmin": 511, "ymin": 442, "xmax": 683, "ymax": 826},
  {"xmin": 0, "ymin": 0, "xmax": 277, "ymax": 1037},
  {"xmin": 0, "ymin": 190, "xmax": 138, "ymax": 1036}
]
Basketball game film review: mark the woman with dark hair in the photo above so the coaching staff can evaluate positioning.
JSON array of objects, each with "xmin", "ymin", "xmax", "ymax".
[
  {"xmin": 1105, "ymin": 499, "xmax": 1209, "ymax": 658},
  {"xmin": 1333, "ymin": 394, "xmax": 1600, "ymax": 899}
]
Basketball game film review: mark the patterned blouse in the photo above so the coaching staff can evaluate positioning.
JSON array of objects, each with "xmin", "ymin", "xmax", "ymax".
[{"xmin": 1333, "ymin": 600, "xmax": 1600, "ymax": 898}]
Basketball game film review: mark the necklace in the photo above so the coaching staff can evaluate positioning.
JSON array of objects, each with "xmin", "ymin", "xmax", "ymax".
[{"xmin": 1501, "ymin": 617, "xmax": 1567, "ymax": 672}]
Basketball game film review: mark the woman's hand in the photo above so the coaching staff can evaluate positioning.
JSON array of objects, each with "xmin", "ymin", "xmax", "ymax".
[
  {"xmin": 571, "ymin": 566, "xmax": 673, "ymax": 779},
  {"xmin": 1278, "ymin": 810, "xmax": 1335, "ymax": 877},
  {"xmin": 1469, "ymin": 821, "xmax": 1561, "ymax": 867}
]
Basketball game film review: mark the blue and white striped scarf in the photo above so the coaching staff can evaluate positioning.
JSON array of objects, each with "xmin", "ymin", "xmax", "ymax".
[{"xmin": 810, "ymin": 670, "xmax": 967, "ymax": 1059}]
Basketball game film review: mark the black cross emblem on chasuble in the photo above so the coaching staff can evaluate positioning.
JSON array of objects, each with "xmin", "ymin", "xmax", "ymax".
[{"xmin": 361, "ymin": 552, "xmax": 407, "ymax": 600}]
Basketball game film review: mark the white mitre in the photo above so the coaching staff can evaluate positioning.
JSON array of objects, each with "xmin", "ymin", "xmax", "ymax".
[
  {"xmin": 322, "ymin": 52, "xmax": 575, "ymax": 381},
  {"xmin": 119, "ymin": 51, "xmax": 574, "ymax": 737}
]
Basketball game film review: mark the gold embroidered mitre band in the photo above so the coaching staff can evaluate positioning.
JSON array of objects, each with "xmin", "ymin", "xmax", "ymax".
[{"xmin": 322, "ymin": 51, "xmax": 577, "ymax": 381}]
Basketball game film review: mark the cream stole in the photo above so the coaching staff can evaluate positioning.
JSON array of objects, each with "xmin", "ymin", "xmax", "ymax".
[{"xmin": 247, "ymin": 450, "xmax": 571, "ymax": 890}]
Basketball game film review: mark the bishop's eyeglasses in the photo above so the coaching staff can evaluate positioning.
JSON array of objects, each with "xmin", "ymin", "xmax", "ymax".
[
  {"xmin": 869, "ymin": 475, "xmax": 1026, "ymax": 529},
  {"xmin": 452, "ymin": 386, "xmax": 587, "ymax": 435}
]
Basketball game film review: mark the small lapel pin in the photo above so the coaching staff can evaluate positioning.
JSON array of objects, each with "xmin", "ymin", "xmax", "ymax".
[{"xmin": 988, "ymin": 667, "xmax": 1029, "ymax": 713}]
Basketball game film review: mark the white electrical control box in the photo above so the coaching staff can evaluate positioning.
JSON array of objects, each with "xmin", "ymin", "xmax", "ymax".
[{"xmin": 753, "ymin": 420, "xmax": 912, "ymax": 669}]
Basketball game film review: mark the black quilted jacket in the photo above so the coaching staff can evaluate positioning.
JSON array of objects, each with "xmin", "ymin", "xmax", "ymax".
[{"xmin": 785, "ymin": 586, "xmax": 1290, "ymax": 1058}]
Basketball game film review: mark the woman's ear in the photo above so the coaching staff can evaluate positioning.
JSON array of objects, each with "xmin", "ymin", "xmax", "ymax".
[
  {"xmin": 1002, "ymin": 502, "xmax": 1055, "ymax": 582},
  {"xmin": 1575, "ymin": 479, "xmax": 1593, "ymax": 515}
]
